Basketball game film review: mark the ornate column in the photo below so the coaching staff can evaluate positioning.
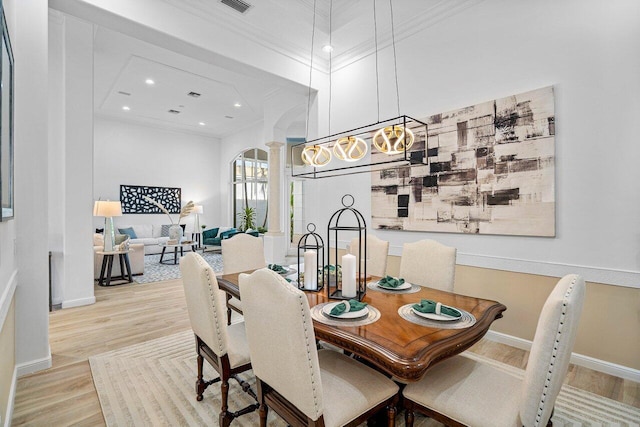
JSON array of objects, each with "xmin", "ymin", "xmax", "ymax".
[{"xmin": 264, "ymin": 141, "xmax": 286, "ymax": 263}]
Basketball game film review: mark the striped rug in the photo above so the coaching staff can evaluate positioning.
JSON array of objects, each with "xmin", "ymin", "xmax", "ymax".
[{"xmin": 90, "ymin": 330, "xmax": 640, "ymax": 426}]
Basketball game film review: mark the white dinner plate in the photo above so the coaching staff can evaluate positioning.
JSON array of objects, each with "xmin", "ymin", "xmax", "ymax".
[
  {"xmin": 322, "ymin": 302, "xmax": 369, "ymax": 319},
  {"xmin": 411, "ymin": 307, "xmax": 461, "ymax": 321},
  {"xmin": 376, "ymin": 280, "xmax": 412, "ymax": 290}
]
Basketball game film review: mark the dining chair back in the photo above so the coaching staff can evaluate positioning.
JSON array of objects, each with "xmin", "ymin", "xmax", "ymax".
[
  {"xmin": 221, "ymin": 233, "xmax": 266, "ymax": 322},
  {"xmin": 399, "ymin": 239, "xmax": 456, "ymax": 291},
  {"xmin": 221, "ymin": 233, "xmax": 266, "ymax": 274},
  {"xmin": 180, "ymin": 252, "xmax": 258, "ymax": 426},
  {"xmin": 347, "ymin": 234, "xmax": 390, "ymax": 277},
  {"xmin": 239, "ymin": 268, "xmax": 399, "ymax": 427},
  {"xmin": 402, "ymin": 274, "xmax": 586, "ymax": 427}
]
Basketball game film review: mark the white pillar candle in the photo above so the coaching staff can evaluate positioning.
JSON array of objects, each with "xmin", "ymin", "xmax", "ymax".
[
  {"xmin": 341, "ymin": 253, "xmax": 357, "ymax": 298},
  {"xmin": 304, "ymin": 250, "xmax": 317, "ymax": 290}
]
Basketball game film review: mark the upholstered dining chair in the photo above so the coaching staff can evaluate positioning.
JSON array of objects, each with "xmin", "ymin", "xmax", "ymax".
[
  {"xmin": 347, "ymin": 234, "xmax": 390, "ymax": 277},
  {"xmin": 179, "ymin": 252, "xmax": 259, "ymax": 426},
  {"xmin": 399, "ymin": 239, "xmax": 456, "ymax": 291},
  {"xmin": 221, "ymin": 233, "xmax": 266, "ymax": 323},
  {"xmin": 402, "ymin": 274, "xmax": 586, "ymax": 427},
  {"xmin": 239, "ymin": 268, "xmax": 400, "ymax": 427}
]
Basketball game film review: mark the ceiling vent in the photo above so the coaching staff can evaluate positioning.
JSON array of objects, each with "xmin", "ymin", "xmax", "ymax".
[
  {"xmin": 187, "ymin": 91, "xmax": 201, "ymax": 98},
  {"xmin": 220, "ymin": 0, "xmax": 252, "ymax": 14},
  {"xmin": 168, "ymin": 109, "xmax": 181, "ymax": 114}
]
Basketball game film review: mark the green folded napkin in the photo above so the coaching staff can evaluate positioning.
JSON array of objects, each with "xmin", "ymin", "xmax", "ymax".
[
  {"xmin": 330, "ymin": 299, "xmax": 368, "ymax": 316},
  {"xmin": 412, "ymin": 299, "xmax": 461, "ymax": 318},
  {"xmin": 378, "ymin": 275, "xmax": 405, "ymax": 288},
  {"xmin": 268, "ymin": 264, "xmax": 287, "ymax": 274}
]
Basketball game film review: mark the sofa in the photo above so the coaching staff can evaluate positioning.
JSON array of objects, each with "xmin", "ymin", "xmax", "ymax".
[
  {"xmin": 114, "ymin": 224, "xmax": 187, "ymax": 255},
  {"xmin": 93, "ymin": 234, "xmax": 145, "ymax": 279},
  {"xmin": 202, "ymin": 227, "xmax": 259, "ymax": 249}
]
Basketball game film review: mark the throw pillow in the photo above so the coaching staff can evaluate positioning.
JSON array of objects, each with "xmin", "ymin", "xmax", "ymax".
[
  {"xmin": 93, "ymin": 233, "xmax": 104, "ymax": 246},
  {"xmin": 115, "ymin": 235, "xmax": 130, "ymax": 245},
  {"xmin": 160, "ymin": 224, "xmax": 172, "ymax": 237},
  {"xmin": 95, "ymin": 228, "xmax": 104, "ymax": 234},
  {"xmin": 118, "ymin": 227, "xmax": 138, "ymax": 239}
]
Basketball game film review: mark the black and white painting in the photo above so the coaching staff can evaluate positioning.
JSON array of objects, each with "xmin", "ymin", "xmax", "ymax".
[
  {"xmin": 371, "ymin": 86, "xmax": 555, "ymax": 237},
  {"xmin": 120, "ymin": 185, "xmax": 181, "ymax": 214}
]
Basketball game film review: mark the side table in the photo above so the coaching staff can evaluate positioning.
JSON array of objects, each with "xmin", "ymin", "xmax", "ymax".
[{"xmin": 96, "ymin": 250, "xmax": 133, "ymax": 286}]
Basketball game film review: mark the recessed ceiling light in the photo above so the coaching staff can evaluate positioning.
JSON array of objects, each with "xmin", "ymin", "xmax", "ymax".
[
  {"xmin": 145, "ymin": 79, "xmax": 155, "ymax": 85},
  {"xmin": 122, "ymin": 106, "xmax": 130, "ymax": 111},
  {"xmin": 198, "ymin": 122, "xmax": 206, "ymax": 126},
  {"xmin": 233, "ymin": 102, "xmax": 242, "ymax": 108},
  {"xmin": 322, "ymin": 45, "xmax": 333, "ymax": 53}
]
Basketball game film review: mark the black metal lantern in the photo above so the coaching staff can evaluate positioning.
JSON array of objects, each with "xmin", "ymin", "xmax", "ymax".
[
  {"xmin": 326, "ymin": 195, "xmax": 367, "ymax": 301},
  {"xmin": 297, "ymin": 223, "xmax": 324, "ymax": 292}
]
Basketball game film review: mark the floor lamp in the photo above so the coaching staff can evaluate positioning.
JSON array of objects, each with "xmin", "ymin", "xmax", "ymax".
[
  {"xmin": 94, "ymin": 200, "xmax": 123, "ymax": 252},
  {"xmin": 193, "ymin": 205, "xmax": 203, "ymax": 247}
]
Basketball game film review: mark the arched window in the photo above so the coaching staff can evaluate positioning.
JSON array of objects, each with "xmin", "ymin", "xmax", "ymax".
[{"xmin": 232, "ymin": 148, "xmax": 268, "ymax": 230}]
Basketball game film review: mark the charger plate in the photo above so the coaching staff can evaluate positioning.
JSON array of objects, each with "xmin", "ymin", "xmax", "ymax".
[
  {"xmin": 398, "ymin": 303, "xmax": 476, "ymax": 329},
  {"xmin": 367, "ymin": 281, "xmax": 421, "ymax": 294},
  {"xmin": 311, "ymin": 302, "xmax": 381, "ymax": 327}
]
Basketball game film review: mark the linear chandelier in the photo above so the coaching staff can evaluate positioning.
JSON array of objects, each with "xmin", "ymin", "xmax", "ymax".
[{"xmin": 292, "ymin": 0, "xmax": 427, "ymax": 179}]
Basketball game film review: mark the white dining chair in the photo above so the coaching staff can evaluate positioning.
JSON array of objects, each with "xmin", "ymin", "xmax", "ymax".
[
  {"xmin": 221, "ymin": 233, "xmax": 266, "ymax": 323},
  {"xmin": 239, "ymin": 268, "xmax": 399, "ymax": 427},
  {"xmin": 399, "ymin": 239, "xmax": 456, "ymax": 291},
  {"xmin": 347, "ymin": 234, "xmax": 390, "ymax": 277},
  {"xmin": 403, "ymin": 274, "xmax": 586, "ymax": 427},
  {"xmin": 179, "ymin": 252, "xmax": 258, "ymax": 426}
]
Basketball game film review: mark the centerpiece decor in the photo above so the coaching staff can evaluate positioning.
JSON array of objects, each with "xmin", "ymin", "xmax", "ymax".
[
  {"xmin": 142, "ymin": 195, "xmax": 194, "ymax": 242},
  {"xmin": 326, "ymin": 195, "xmax": 367, "ymax": 301},
  {"xmin": 297, "ymin": 223, "xmax": 324, "ymax": 292}
]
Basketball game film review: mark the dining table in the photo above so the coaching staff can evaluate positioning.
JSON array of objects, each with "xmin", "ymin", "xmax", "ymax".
[{"xmin": 217, "ymin": 269, "xmax": 507, "ymax": 383}]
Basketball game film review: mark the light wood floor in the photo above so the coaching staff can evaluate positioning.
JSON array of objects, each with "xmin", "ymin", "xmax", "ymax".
[{"xmin": 12, "ymin": 279, "xmax": 640, "ymax": 425}]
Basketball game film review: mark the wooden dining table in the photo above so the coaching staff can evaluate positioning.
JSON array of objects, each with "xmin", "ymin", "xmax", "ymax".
[{"xmin": 217, "ymin": 271, "xmax": 506, "ymax": 383}]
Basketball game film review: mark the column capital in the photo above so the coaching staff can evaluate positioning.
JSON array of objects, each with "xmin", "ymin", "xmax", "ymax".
[{"xmin": 265, "ymin": 141, "xmax": 285, "ymax": 149}]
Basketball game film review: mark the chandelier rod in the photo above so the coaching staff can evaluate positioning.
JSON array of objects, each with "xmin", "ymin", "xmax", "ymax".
[
  {"xmin": 389, "ymin": 0, "xmax": 401, "ymax": 117},
  {"xmin": 305, "ymin": 0, "xmax": 318, "ymax": 142},
  {"xmin": 328, "ymin": 0, "xmax": 333, "ymax": 136},
  {"xmin": 373, "ymin": 0, "xmax": 380, "ymax": 123}
]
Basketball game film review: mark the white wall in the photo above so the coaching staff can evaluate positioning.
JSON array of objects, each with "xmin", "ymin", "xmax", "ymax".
[
  {"xmin": 94, "ymin": 117, "xmax": 222, "ymax": 233},
  {"xmin": 305, "ymin": 0, "xmax": 640, "ymax": 288}
]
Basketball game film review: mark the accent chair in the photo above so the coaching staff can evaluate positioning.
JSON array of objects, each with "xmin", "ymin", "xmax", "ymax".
[
  {"xmin": 402, "ymin": 274, "xmax": 586, "ymax": 427},
  {"xmin": 179, "ymin": 252, "xmax": 258, "ymax": 426},
  {"xmin": 239, "ymin": 268, "xmax": 399, "ymax": 427}
]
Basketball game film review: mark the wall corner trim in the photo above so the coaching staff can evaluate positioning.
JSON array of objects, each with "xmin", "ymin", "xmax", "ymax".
[
  {"xmin": 0, "ymin": 271, "xmax": 17, "ymax": 330},
  {"xmin": 485, "ymin": 330, "xmax": 640, "ymax": 382},
  {"xmin": 61, "ymin": 296, "xmax": 96, "ymax": 309},
  {"xmin": 3, "ymin": 367, "xmax": 17, "ymax": 427},
  {"xmin": 16, "ymin": 347, "xmax": 52, "ymax": 378}
]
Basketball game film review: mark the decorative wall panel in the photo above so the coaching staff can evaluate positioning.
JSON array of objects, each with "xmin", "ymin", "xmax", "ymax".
[
  {"xmin": 120, "ymin": 185, "xmax": 181, "ymax": 214},
  {"xmin": 371, "ymin": 86, "xmax": 555, "ymax": 236}
]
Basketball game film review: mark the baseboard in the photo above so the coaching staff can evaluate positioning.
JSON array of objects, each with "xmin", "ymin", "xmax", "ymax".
[
  {"xmin": 485, "ymin": 330, "xmax": 640, "ymax": 382},
  {"xmin": 61, "ymin": 296, "xmax": 96, "ymax": 309},
  {"xmin": 16, "ymin": 347, "xmax": 52, "ymax": 377},
  {"xmin": 3, "ymin": 367, "xmax": 16, "ymax": 427}
]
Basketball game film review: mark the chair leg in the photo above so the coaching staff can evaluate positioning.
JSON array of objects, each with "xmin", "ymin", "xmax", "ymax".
[
  {"xmin": 404, "ymin": 401, "xmax": 415, "ymax": 427},
  {"xmin": 257, "ymin": 379, "xmax": 268, "ymax": 427},
  {"xmin": 219, "ymin": 378, "xmax": 233, "ymax": 427},
  {"xmin": 387, "ymin": 404, "xmax": 396, "ymax": 427},
  {"xmin": 195, "ymin": 354, "xmax": 205, "ymax": 401}
]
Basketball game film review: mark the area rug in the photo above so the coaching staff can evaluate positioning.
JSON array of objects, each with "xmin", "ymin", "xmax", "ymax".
[
  {"xmin": 133, "ymin": 252, "xmax": 223, "ymax": 284},
  {"xmin": 90, "ymin": 331, "xmax": 640, "ymax": 426}
]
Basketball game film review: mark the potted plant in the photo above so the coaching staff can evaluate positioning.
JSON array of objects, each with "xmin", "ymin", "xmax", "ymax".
[{"xmin": 237, "ymin": 206, "xmax": 256, "ymax": 232}]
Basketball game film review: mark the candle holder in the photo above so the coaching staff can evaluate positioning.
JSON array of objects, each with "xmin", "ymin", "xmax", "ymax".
[
  {"xmin": 326, "ymin": 195, "xmax": 367, "ymax": 301},
  {"xmin": 297, "ymin": 223, "xmax": 324, "ymax": 292}
]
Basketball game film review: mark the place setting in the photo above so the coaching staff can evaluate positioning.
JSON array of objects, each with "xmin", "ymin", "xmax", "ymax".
[
  {"xmin": 367, "ymin": 275, "xmax": 421, "ymax": 294},
  {"xmin": 398, "ymin": 298, "xmax": 476, "ymax": 329},
  {"xmin": 311, "ymin": 299, "xmax": 381, "ymax": 327}
]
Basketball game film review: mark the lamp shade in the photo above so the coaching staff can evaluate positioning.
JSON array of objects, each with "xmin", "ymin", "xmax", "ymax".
[
  {"xmin": 193, "ymin": 205, "xmax": 204, "ymax": 214},
  {"xmin": 93, "ymin": 200, "xmax": 123, "ymax": 217}
]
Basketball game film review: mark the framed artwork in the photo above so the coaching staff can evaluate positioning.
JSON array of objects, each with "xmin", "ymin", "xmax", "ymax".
[
  {"xmin": 372, "ymin": 86, "xmax": 555, "ymax": 237},
  {"xmin": 120, "ymin": 185, "xmax": 182, "ymax": 214},
  {"xmin": 0, "ymin": 8, "xmax": 14, "ymax": 221}
]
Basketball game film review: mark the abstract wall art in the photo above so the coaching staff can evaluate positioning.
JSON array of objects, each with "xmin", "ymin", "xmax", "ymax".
[
  {"xmin": 120, "ymin": 185, "xmax": 181, "ymax": 214},
  {"xmin": 371, "ymin": 86, "xmax": 555, "ymax": 237}
]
